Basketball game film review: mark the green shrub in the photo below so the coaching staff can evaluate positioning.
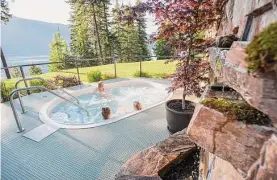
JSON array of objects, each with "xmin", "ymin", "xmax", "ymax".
[
  {"xmin": 201, "ymin": 98, "xmax": 271, "ymax": 126},
  {"xmin": 1, "ymin": 75, "xmax": 81, "ymax": 103},
  {"xmin": 87, "ymin": 70, "xmax": 102, "ymax": 82},
  {"xmin": 29, "ymin": 80, "xmax": 45, "ymax": 93},
  {"xmin": 245, "ymin": 22, "xmax": 277, "ymax": 73},
  {"xmin": 133, "ymin": 71, "xmax": 152, "ymax": 78},
  {"xmin": 153, "ymin": 73, "xmax": 172, "ymax": 79},
  {"xmin": 102, "ymin": 73, "xmax": 115, "ymax": 80},
  {"xmin": 29, "ymin": 79, "xmax": 57, "ymax": 90},
  {"xmin": 52, "ymin": 75, "xmax": 80, "ymax": 88},
  {"xmin": 0, "ymin": 82, "xmax": 20, "ymax": 103},
  {"xmin": 43, "ymin": 79, "xmax": 57, "ymax": 90},
  {"xmin": 11, "ymin": 67, "xmax": 21, "ymax": 78},
  {"xmin": 1, "ymin": 82, "xmax": 11, "ymax": 102},
  {"xmin": 29, "ymin": 79, "xmax": 45, "ymax": 86},
  {"xmin": 29, "ymin": 65, "xmax": 43, "ymax": 75}
]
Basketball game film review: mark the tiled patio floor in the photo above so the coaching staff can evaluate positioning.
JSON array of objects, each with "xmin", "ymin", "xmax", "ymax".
[{"xmin": 1, "ymin": 79, "xmax": 171, "ymax": 180}]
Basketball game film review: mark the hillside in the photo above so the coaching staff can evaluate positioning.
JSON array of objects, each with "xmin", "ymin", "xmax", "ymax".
[{"xmin": 1, "ymin": 16, "xmax": 70, "ymax": 57}]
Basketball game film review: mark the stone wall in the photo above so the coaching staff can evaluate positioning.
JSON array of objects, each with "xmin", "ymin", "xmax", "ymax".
[
  {"xmin": 217, "ymin": 0, "xmax": 277, "ymax": 40},
  {"xmin": 205, "ymin": 152, "xmax": 244, "ymax": 180},
  {"xmin": 203, "ymin": 1, "xmax": 277, "ymax": 179}
]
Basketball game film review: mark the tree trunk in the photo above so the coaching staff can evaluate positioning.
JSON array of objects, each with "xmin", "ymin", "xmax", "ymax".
[
  {"xmin": 103, "ymin": 1, "xmax": 112, "ymax": 58},
  {"xmin": 92, "ymin": 2, "xmax": 103, "ymax": 64},
  {"xmin": 182, "ymin": 89, "xmax": 187, "ymax": 109}
]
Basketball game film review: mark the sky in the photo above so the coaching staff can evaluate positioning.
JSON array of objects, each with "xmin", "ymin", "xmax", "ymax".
[{"xmin": 8, "ymin": 0, "xmax": 158, "ymax": 34}]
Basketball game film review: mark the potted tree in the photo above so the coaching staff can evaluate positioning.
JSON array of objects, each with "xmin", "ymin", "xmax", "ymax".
[
  {"xmin": 166, "ymin": 61, "xmax": 210, "ymax": 133},
  {"xmin": 117, "ymin": 0, "xmax": 227, "ymax": 133},
  {"xmin": 147, "ymin": 0, "xmax": 227, "ymax": 133}
]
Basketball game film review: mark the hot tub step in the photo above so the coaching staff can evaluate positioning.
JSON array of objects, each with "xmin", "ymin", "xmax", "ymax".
[{"xmin": 23, "ymin": 124, "xmax": 59, "ymax": 142}]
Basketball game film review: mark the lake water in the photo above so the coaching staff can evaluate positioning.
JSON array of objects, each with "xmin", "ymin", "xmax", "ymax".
[{"xmin": 1, "ymin": 55, "xmax": 49, "ymax": 79}]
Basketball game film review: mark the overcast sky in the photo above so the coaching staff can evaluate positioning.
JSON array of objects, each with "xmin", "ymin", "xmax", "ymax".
[{"xmin": 8, "ymin": 0, "xmax": 158, "ymax": 34}]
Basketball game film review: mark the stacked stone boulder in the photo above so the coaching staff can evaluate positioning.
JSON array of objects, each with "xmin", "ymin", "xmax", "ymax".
[
  {"xmin": 223, "ymin": 41, "xmax": 277, "ymax": 127},
  {"xmin": 115, "ymin": 130, "xmax": 196, "ymax": 180}
]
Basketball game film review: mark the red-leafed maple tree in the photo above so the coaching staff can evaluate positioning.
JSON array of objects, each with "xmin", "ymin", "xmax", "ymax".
[
  {"xmin": 146, "ymin": 0, "xmax": 227, "ymax": 109},
  {"xmin": 117, "ymin": 0, "xmax": 227, "ymax": 109}
]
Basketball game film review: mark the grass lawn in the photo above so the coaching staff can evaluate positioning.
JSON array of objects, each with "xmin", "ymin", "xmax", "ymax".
[{"xmin": 2, "ymin": 60, "xmax": 177, "ymax": 88}]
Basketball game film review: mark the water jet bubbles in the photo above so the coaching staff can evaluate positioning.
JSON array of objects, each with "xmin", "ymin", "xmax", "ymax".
[
  {"xmin": 50, "ymin": 84, "xmax": 169, "ymax": 125},
  {"xmin": 51, "ymin": 112, "xmax": 69, "ymax": 123}
]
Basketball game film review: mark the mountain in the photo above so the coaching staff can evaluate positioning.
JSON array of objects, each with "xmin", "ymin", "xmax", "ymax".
[{"xmin": 1, "ymin": 16, "xmax": 70, "ymax": 57}]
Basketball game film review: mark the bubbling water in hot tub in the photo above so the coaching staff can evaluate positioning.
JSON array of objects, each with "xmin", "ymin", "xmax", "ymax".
[{"xmin": 50, "ymin": 84, "xmax": 167, "ymax": 125}]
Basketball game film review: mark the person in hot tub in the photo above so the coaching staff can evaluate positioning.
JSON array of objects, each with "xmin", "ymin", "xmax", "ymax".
[
  {"xmin": 133, "ymin": 101, "xmax": 142, "ymax": 110},
  {"xmin": 102, "ymin": 107, "xmax": 111, "ymax": 120},
  {"xmin": 98, "ymin": 81, "xmax": 105, "ymax": 93},
  {"xmin": 97, "ymin": 81, "xmax": 111, "ymax": 99}
]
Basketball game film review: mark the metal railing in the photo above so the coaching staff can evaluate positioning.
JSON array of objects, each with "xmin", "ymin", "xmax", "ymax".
[
  {"xmin": 15, "ymin": 77, "xmax": 80, "ymax": 113},
  {"xmin": 3, "ymin": 56, "xmax": 180, "ymax": 132},
  {"xmin": 1, "ymin": 56, "xmax": 179, "ymax": 82},
  {"xmin": 1, "ymin": 55, "xmax": 179, "ymax": 105},
  {"xmin": 10, "ymin": 86, "xmax": 90, "ymax": 133}
]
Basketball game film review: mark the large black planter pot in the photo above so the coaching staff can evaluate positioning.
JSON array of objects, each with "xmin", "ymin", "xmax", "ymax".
[{"xmin": 166, "ymin": 99, "xmax": 195, "ymax": 134}]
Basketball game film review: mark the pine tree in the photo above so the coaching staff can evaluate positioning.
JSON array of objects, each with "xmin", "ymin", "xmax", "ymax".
[
  {"xmin": 103, "ymin": 1, "xmax": 112, "ymax": 58},
  {"xmin": 96, "ymin": 0, "xmax": 112, "ymax": 60},
  {"xmin": 89, "ymin": 0, "xmax": 103, "ymax": 63},
  {"xmin": 68, "ymin": 0, "xmax": 95, "ymax": 60},
  {"xmin": 111, "ymin": 1, "xmax": 150, "ymax": 62},
  {"xmin": 135, "ymin": 0, "xmax": 150, "ymax": 60},
  {"xmin": 110, "ymin": 0, "xmax": 123, "ymax": 59},
  {"xmin": 68, "ymin": 0, "xmax": 149, "ymax": 63},
  {"xmin": 49, "ymin": 32, "xmax": 69, "ymax": 71},
  {"xmin": 68, "ymin": 0, "xmax": 112, "ymax": 65},
  {"xmin": 119, "ymin": 21, "xmax": 138, "ymax": 62},
  {"xmin": 1, "ymin": 0, "xmax": 11, "ymax": 23},
  {"xmin": 154, "ymin": 38, "xmax": 174, "ymax": 59}
]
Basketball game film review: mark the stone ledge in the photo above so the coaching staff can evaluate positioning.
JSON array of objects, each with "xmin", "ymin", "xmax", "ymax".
[
  {"xmin": 201, "ymin": 84, "xmax": 242, "ymax": 101},
  {"xmin": 187, "ymin": 104, "xmax": 277, "ymax": 175},
  {"xmin": 206, "ymin": 152, "xmax": 244, "ymax": 180},
  {"xmin": 223, "ymin": 41, "xmax": 277, "ymax": 126},
  {"xmin": 208, "ymin": 47, "xmax": 229, "ymax": 83},
  {"xmin": 115, "ymin": 175, "xmax": 162, "ymax": 180},
  {"xmin": 115, "ymin": 130, "xmax": 196, "ymax": 179},
  {"xmin": 247, "ymin": 134, "xmax": 277, "ymax": 180}
]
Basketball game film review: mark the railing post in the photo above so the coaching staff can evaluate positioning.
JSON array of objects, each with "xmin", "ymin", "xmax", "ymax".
[
  {"xmin": 10, "ymin": 91, "xmax": 25, "ymax": 133},
  {"xmin": 1, "ymin": 48, "xmax": 11, "ymax": 79},
  {"xmin": 75, "ymin": 59, "xmax": 81, "ymax": 85},
  {"xmin": 19, "ymin": 66, "xmax": 30, "ymax": 95},
  {"xmin": 113, "ymin": 56, "xmax": 117, "ymax": 78},
  {"xmin": 139, "ymin": 57, "xmax": 142, "ymax": 77}
]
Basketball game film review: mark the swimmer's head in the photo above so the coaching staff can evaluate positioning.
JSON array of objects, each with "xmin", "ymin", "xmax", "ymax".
[{"xmin": 98, "ymin": 81, "xmax": 104, "ymax": 92}]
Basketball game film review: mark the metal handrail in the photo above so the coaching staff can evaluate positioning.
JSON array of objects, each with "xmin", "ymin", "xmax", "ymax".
[
  {"xmin": 15, "ymin": 77, "xmax": 80, "ymax": 113},
  {"xmin": 10, "ymin": 86, "xmax": 90, "ymax": 133},
  {"xmin": 0, "ymin": 55, "xmax": 179, "ymax": 70}
]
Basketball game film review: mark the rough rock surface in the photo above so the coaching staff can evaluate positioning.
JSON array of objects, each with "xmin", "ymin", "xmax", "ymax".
[
  {"xmin": 209, "ymin": 48, "xmax": 228, "ymax": 74},
  {"xmin": 201, "ymin": 85, "xmax": 242, "ymax": 101},
  {"xmin": 115, "ymin": 175, "xmax": 162, "ymax": 180},
  {"xmin": 247, "ymin": 134, "xmax": 277, "ymax": 180},
  {"xmin": 187, "ymin": 104, "xmax": 277, "ymax": 175},
  {"xmin": 223, "ymin": 42, "xmax": 277, "ymax": 127},
  {"xmin": 208, "ymin": 153, "xmax": 245, "ymax": 180},
  {"xmin": 115, "ymin": 130, "xmax": 196, "ymax": 179},
  {"xmin": 217, "ymin": 0, "xmax": 277, "ymax": 40},
  {"xmin": 225, "ymin": 41, "xmax": 248, "ymax": 68},
  {"xmin": 208, "ymin": 47, "xmax": 229, "ymax": 83}
]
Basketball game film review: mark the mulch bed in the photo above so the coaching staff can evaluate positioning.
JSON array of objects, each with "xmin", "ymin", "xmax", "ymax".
[{"xmin": 160, "ymin": 148, "xmax": 200, "ymax": 180}]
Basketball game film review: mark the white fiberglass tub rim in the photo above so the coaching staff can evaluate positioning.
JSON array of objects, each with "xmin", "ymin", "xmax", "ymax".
[{"xmin": 39, "ymin": 79, "xmax": 173, "ymax": 129}]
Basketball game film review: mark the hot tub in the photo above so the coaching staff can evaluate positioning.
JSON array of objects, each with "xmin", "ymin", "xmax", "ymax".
[{"xmin": 39, "ymin": 79, "xmax": 172, "ymax": 129}]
